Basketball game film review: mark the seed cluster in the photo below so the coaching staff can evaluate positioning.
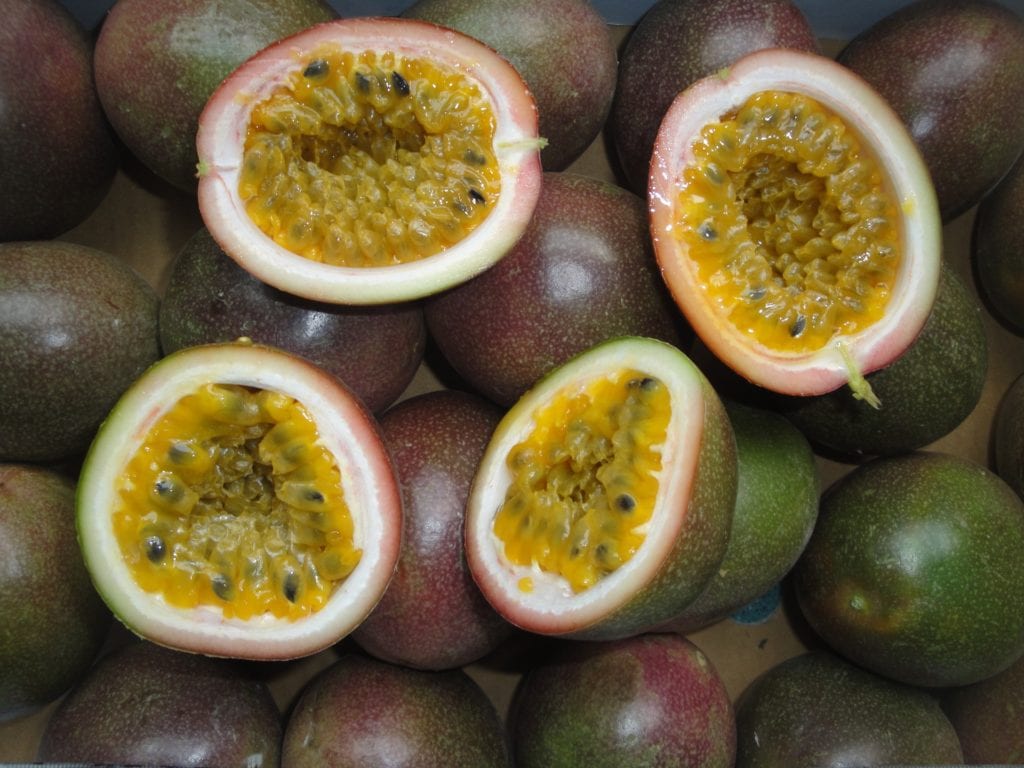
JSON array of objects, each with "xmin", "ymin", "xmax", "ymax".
[
  {"xmin": 676, "ymin": 90, "xmax": 900, "ymax": 353},
  {"xmin": 493, "ymin": 371, "xmax": 669, "ymax": 594},
  {"xmin": 239, "ymin": 47, "xmax": 500, "ymax": 268},
  {"xmin": 113, "ymin": 383, "xmax": 361, "ymax": 621}
]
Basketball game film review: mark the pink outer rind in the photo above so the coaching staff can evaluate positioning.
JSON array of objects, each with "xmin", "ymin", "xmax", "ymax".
[
  {"xmin": 75, "ymin": 342, "xmax": 403, "ymax": 661},
  {"xmin": 648, "ymin": 48, "xmax": 942, "ymax": 397},
  {"xmin": 196, "ymin": 16, "xmax": 543, "ymax": 306}
]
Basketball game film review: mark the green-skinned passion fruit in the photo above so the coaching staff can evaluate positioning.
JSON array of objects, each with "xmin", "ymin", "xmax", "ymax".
[
  {"xmin": 464, "ymin": 336, "xmax": 737, "ymax": 641},
  {"xmin": 75, "ymin": 341, "xmax": 402, "ymax": 660},
  {"xmin": 196, "ymin": 16, "xmax": 543, "ymax": 305},
  {"xmin": 649, "ymin": 48, "xmax": 941, "ymax": 399}
]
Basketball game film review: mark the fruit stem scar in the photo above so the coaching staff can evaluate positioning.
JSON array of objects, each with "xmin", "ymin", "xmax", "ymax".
[{"xmin": 838, "ymin": 341, "xmax": 881, "ymax": 409}]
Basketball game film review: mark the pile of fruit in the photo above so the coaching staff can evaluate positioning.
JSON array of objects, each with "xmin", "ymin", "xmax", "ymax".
[{"xmin": 2, "ymin": 0, "xmax": 1024, "ymax": 765}]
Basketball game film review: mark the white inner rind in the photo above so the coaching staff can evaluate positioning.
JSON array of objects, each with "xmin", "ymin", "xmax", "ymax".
[
  {"xmin": 648, "ymin": 48, "xmax": 942, "ymax": 397},
  {"xmin": 76, "ymin": 344, "xmax": 401, "ymax": 660},
  {"xmin": 465, "ymin": 337, "xmax": 706, "ymax": 636},
  {"xmin": 196, "ymin": 17, "xmax": 542, "ymax": 306}
]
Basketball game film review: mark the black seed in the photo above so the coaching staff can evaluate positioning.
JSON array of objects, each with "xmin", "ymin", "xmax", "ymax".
[
  {"xmin": 354, "ymin": 70, "xmax": 372, "ymax": 93},
  {"xmin": 305, "ymin": 488, "xmax": 325, "ymax": 503},
  {"xmin": 747, "ymin": 285, "xmax": 767, "ymax": 301},
  {"xmin": 615, "ymin": 493, "xmax": 636, "ymax": 512},
  {"xmin": 464, "ymin": 149, "xmax": 487, "ymax": 166},
  {"xmin": 698, "ymin": 222, "xmax": 718, "ymax": 241},
  {"xmin": 303, "ymin": 59, "xmax": 329, "ymax": 79},
  {"xmin": 789, "ymin": 314, "xmax": 807, "ymax": 337},
  {"xmin": 570, "ymin": 546, "xmax": 580, "ymax": 558},
  {"xmin": 153, "ymin": 475, "xmax": 183, "ymax": 502},
  {"xmin": 706, "ymin": 164, "xmax": 723, "ymax": 184},
  {"xmin": 594, "ymin": 543, "xmax": 608, "ymax": 561},
  {"xmin": 469, "ymin": 188, "xmax": 486, "ymax": 204},
  {"xmin": 391, "ymin": 71, "xmax": 410, "ymax": 96},
  {"xmin": 283, "ymin": 569, "xmax": 300, "ymax": 602},
  {"xmin": 628, "ymin": 376, "xmax": 658, "ymax": 392},
  {"xmin": 168, "ymin": 441, "xmax": 194, "ymax": 464},
  {"xmin": 211, "ymin": 573, "xmax": 232, "ymax": 601},
  {"xmin": 144, "ymin": 535, "xmax": 166, "ymax": 564},
  {"xmin": 453, "ymin": 200, "xmax": 471, "ymax": 216}
]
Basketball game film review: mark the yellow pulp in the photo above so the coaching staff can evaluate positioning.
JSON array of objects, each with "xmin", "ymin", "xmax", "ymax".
[
  {"xmin": 675, "ymin": 90, "xmax": 901, "ymax": 353},
  {"xmin": 493, "ymin": 372, "xmax": 670, "ymax": 593},
  {"xmin": 240, "ymin": 46, "xmax": 500, "ymax": 267},
  {"xmin": 113, "ymin": 383, "xmax": 361, "ymax": 621}
]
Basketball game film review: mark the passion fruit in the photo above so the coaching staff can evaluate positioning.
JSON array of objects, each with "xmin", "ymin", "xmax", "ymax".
[
  {"xmin": 975, "ymin": 153, "xmax": 1024, "ymax": 333},
  {"xmin": 196, "ymin": 16, "xmax": 543, "ymax": 305},
  {"xmin": 465, "ymin": 336, "xmax": 737, "ymax": 641},
  {"xmin": 75, "ymin": 341, "xmax": 402, "ymax": 660},
  {"xmin": 649, "ymin": 48, "xmax": 942, "ymax": 399}
]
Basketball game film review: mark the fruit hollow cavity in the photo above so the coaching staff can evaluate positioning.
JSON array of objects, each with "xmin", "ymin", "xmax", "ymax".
[
  {"xmin": 493, "ymin": 371, "xmax": 669, "ymax": 594},
  {"xmin": 675, "ymin": 90, "xmax": 901, "ymax": 353},
  {"xmin": 112, "ymin": 383, "xmax": 361, "ymax": 621},
  {"xmin": 239, "ymin": 46, "xmax": 500, "ymax": 267}
]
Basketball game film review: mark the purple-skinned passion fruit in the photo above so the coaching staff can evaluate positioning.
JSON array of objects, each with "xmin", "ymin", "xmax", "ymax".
[
  {"xmin": 196, "ymin": 16, "xmax": 543, "ymax": 305},
  {"xmin": 75, "ymin": 341, "xmax": 402, "ymax": 661},
  {"xmin": 465, "ymin": 336, "xmax": 737, "ymax": 641},
  {"xmin": 649, "ymin": 48, "xmax": 941, "ymax": 399}
]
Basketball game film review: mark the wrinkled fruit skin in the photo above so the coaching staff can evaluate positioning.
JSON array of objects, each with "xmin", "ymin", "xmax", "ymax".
[
  {"xmin": 282, "ymin": 653, "xmax": 511, "ymax": 767},
  {"xmin": 0, "ymin": 0, "xmax": 118, "ymax": 240},
  {"xmin": 352, "ymin": 390, "xmax": 512, "ymax": 670},
  {"xmin": 975, "ymin": 153, "xmax": 1024, "ymax": 333},
  {"xmin": 94, "ymin": 0, "xmax": 337, "ymax": 191},
  {"xmin": 838, "ymin": 0, "xmax": 1024, "ymax": 221},
  {"xmin": 38, "ymin": 641, "xmax": 282, "ymax": 766},
  {"xmin": 0, "ymin": 465, "xmax": 111, "ymax": 723},
  {"xmin": 0, "ymin": 241, "xmax": 161, "ymax": 462},
  {"xmin": 735, "ymin": 650, "xmax": 964, "ymax": 767},
  {"xmin": 941, "ymin": 651, "xmax": 1024, "ymax": 763},
  {"xmin": 778, "ymin": 263, "xmax": 987, "ymax": 459},
  {"xmin": 160, "ymin": 227, "xmax": 426, "ymax": 414},
  {"xmin": 425, "ymin": 172, "xmax": 689, "ymax": 407},
  {"xmin": 510, "ymin": 633, "xmax": 736, "ymax": 768},
  {"xmin": 610, "ymin": 0, "xmax": 818, "ymax": 194},
  {"xmin": 795, "ymin": 451, "xmax": 1024, "ymax": 688},
  {"xmin": 402, "ymin": 0, "xmax": 618, "ymax": 171}
]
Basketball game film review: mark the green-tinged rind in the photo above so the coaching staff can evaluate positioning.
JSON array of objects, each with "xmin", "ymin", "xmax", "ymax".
[
  {"xmin": 0, "ymin": 465, "xmax": 111, "ymax": 723},
  {"xmin": 282, "ymin": 653, "xmax": 511, "ymax": 767},
  {"xmin": 735, "ymin": 650, "xmax": 964, "ymax": 767},
  {"xmin": 975, "ymin": 153, "xmax": 1024, "ymax": 333},
  {"xmin": 75, "ymin": 341, "xmax": 403, "ymax": 661},
  {"xmin": 794, "ymin": 451, "xmax": 1024, "ymax": 688},
  {"xmin": 837, "ymin": 0, "xmax": 1024, "ymax": 221},
  {"xmin": 778, "ymin": 263, "xmax": 986, "ymax": 459},
  {"xmin": 37, "ymin": 641, "xmax": 282, "ymax": 766},
  {"xmin": 0, "ymin": 241, "xmax": 161, "ymax": 462},
  {"xmin": 661, "ymin": 400, "xmax": 818, "ymax": 633},
  {"xmin": 510, "ymin": 634, "xmax": 735, "ymax": 768},
  {"xmin": 93, "ymin": 0, "xmax": 338, "ymax": 191},
  {"xmin": 941, "ymin": 651, "xmax": 1024, "ymax": 763},
  {"xmin": 465, "ymin": 336, "xmax": 737, "ymax": 641}
]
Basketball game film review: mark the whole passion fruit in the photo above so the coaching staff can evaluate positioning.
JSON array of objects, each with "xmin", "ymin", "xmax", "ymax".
[
  {"xmin": 76, "ymin": 341, "xmax": 402, "ymax": 660},
  {"xmin": 197, "ymin": 16, "xmax": 543, "ymax": 305},
  {"xmin": 649, "ymin": 48, "xmax": 942, "ymax": 399},
  {"xmin": 465, "ymin": 336, "xmax": 737, "ymax": 641}
]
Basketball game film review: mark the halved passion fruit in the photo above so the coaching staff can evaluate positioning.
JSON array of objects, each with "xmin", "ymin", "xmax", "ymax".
[
  {"xmin": 465, "ymin": 336, "xmax": 737, "ymax": 640},
  {"xmin": 649, "ymin": 49, "xmax": 941, "ymax": 398},
  {"xmin": 197, "ymin": 16, "xmax": 543, "ymax": 305},
  {"xmin": 76, "ymin": 341, "xmax": 402, "ymax": 660}
]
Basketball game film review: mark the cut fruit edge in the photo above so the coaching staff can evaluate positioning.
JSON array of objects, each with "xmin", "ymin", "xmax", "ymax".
[
  {"xmin": 465, "ymin": 337, "xmax": 709, "ymax": 637},
  {"xmin": 648, "ymin": 48, "xmax": 942, "ymax": 398},
  {"xmin": 196, "ymin": 16, "xmax": 544, "ymax": 306},
  {"xmin": 75, "ymin": 342, "xmax": 402, "ymax": 660}
]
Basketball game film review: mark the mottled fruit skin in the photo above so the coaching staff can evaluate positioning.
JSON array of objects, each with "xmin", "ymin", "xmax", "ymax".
[
  {"xmin": 609, "ymin": 0, "xmax": 818, "ymax": 194},
  {"xmin": 779, "ymin": 263, "xmax": 986, "ymax": 459},
  {"xmin": 425, "ymin": 172, "xmax": 688, "ymax": 406},
  {"xmin": 735, "ymin": 650, "xmax": 964, "ymax": 767},
  {"xmin": 996, "ymin": 372, "xmax": 1024, "ymax": 500},
  {"xmin": 0, "ymin": 465, "xmax": 110, "ymax": 723},
  {"xmin": 0, "ymin": 241, "xmax": 161, "ymax": 462},
  {"xmin": 38, "ymin": 641, "xmax": 282, "ymax": 767},
  {"xmin": 402, "ymin": 0, "xmax": 617, "ymax": 171},
  {"xmin": 661, "ymin": 400, "xmax": 818, "ymax": 633},
  {"xmin": 795, "ymin": 451, "xmax": 1024, "ymax": 688},
  {"xmin": 0, "ymin": 0, "xmax": 118, "ymax": 240},
  {"xmin": 352, "ymin": 390, "xmax": 512, "ymax": 669},
  {"xmin": 510, "ymin": 633, "xmax": 736, "ymax": 768},
  {"xmin": 838, "ymin": 0, "xmax": 1024, "ymax": 221},
  {"xmin": 282, "ymin": 653, "xmax": 511, "ymax": 767},
  {"xmin": 975, "ymin": 154, "xmax": 1024, "ymax": 333},
  {"xmin": 941, "ymin": 651, "xmax": 1024, "ymax": 763},
  {"xmin": 160, "ymin": 227, "xmax": 426, "ymax": 413},
  {"xmin": 94, "ymin": 0, "xmax": 337, "ymax": 191}
]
